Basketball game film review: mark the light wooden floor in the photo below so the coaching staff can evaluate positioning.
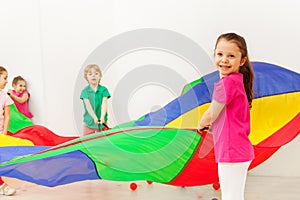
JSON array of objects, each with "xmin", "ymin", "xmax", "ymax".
[{"xmin": 2, "ymin": 175, "xmax": 300, "ymax": 200}]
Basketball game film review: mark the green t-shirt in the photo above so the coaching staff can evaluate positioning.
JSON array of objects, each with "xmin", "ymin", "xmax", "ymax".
[{"xmin": 80, "ymin": 84, "xmax": 111, "ymax": 129}]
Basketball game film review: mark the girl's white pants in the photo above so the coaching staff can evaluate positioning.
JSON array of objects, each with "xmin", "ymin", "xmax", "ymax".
[{"xmin": 218, "ymin": 161, "xmax": 251, "ymax": 200}]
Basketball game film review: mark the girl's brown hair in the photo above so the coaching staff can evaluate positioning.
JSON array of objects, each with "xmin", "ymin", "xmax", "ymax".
[
  {"xmin": 0, "ymin": 66, "xmax": 7, "ymax": 75},
  {"xmin": 215, "ymin": 33, "xmax": 254, "ymax": 108},
  {"xmin": 12, "ymin": 76, "xmax": 26, "ymax": 86}
]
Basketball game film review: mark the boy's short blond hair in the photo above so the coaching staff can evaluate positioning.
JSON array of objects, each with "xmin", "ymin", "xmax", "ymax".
[{"xmin": 84, "ymin": 64, "xmax": 102, "ymax": 81}]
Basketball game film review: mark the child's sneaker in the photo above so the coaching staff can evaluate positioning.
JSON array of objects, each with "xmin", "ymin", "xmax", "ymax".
[{"xmin": 0, "ymin": 183, "xmax": 16, "ymax": 196}]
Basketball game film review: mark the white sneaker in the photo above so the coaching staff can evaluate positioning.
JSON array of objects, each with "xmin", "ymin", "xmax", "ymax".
[{"xmin": 0, "ymin": 183, "xmax": 16, "ymax": 196}]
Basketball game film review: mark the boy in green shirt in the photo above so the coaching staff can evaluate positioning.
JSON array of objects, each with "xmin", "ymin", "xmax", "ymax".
[{"xmin": 80, "ymin": 64, "xmax": 111, "ymax": 136}]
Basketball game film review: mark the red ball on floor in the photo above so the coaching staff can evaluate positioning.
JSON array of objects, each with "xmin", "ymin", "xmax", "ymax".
[
  {"xmin": 212, "ymin": 182, "xmax": 220, "ymax": 190},
  {"xmin": 130, "ymin": 183, "xmax": 137, "ymax": 191}
]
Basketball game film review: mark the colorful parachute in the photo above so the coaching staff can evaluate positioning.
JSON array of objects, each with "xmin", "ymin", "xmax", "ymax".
[
  {"xmin": 0, "ymin": 62, "xmax": 299, "ymax": 187},
  {"xmin": 8, "ymin": 104, "xmax": 33, "ymax": 133}
]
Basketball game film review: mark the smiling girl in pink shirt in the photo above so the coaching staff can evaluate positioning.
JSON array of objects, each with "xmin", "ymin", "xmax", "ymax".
[
  {"xmin": 198, "ymin": 33, "xmax": 254, "ymax": 200},
  {"xmin": 7, "ymin": 76, "xmax": 33, "ymax": 119}
]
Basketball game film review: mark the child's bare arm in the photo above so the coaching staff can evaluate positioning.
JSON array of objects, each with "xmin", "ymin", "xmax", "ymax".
[
  {"xmin": 8, "ymin": 90, "xmax": 29, "ymax": 103},
  {"xmin": 198, "ymin": 100, "xmax": 225, "ymax": 131},
  {"xmin": 100, "ymin": 97, "xmax": 109, "ymax": 123},
  {"xmin": 3, "ymin": 105, "xmax": 10, "ymax": 135},
  {"xmin": 83, "ymin": 98, "xmax": 99, "ymax": 124}
]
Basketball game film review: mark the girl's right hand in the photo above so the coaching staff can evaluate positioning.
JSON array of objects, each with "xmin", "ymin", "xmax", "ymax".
[
  {"xmin": 94, "ymin": 118, "xmax": 100, "ymax": 124},
  {"xmin": 197, "ymin": 125, "xmax": 209, "ymax": 132}
]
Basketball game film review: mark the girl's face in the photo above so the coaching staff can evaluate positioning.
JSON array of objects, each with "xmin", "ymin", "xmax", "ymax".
[
  {"xmin": 13, "ymin": 80, "xmax": 26, "ymax": 93},
  {"xmin": 86, "ymin": 68, "xmax": 101, "ymax": 86},
  {"xmin": 0, "ymin": 71, "xmax": 8, "ymax": 90},
  {"xmin": 214, "ymin": 39, "xmax": 246, "ymax": 78}
]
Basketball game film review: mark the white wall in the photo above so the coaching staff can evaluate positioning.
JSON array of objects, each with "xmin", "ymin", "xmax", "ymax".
[{"xmin": 0, "ymin": 0, "xmax": 299, "ymax": 176}]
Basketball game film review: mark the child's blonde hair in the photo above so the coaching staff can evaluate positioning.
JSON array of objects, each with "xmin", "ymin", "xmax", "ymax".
[{"xmin": 84, "ymin": 64, "xmax": 102, "ymax": 81}]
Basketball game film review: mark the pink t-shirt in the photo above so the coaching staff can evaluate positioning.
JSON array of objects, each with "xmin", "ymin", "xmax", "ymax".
[
  {"xmin": 12, "ymin": 90, "xmax": 33, "ymax": 118},
  {"xmin": 0, "ymin": 90, "xmax": 14, "ymax": 133},
  {"xmin": 212, "ymin": 73, "xmax": 254, "ymax": 162}
]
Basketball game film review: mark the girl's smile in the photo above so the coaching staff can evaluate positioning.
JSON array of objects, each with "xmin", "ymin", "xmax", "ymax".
[{"xmin": 214, "ymin": 39, "xmax": 246, "ymax": 78}]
